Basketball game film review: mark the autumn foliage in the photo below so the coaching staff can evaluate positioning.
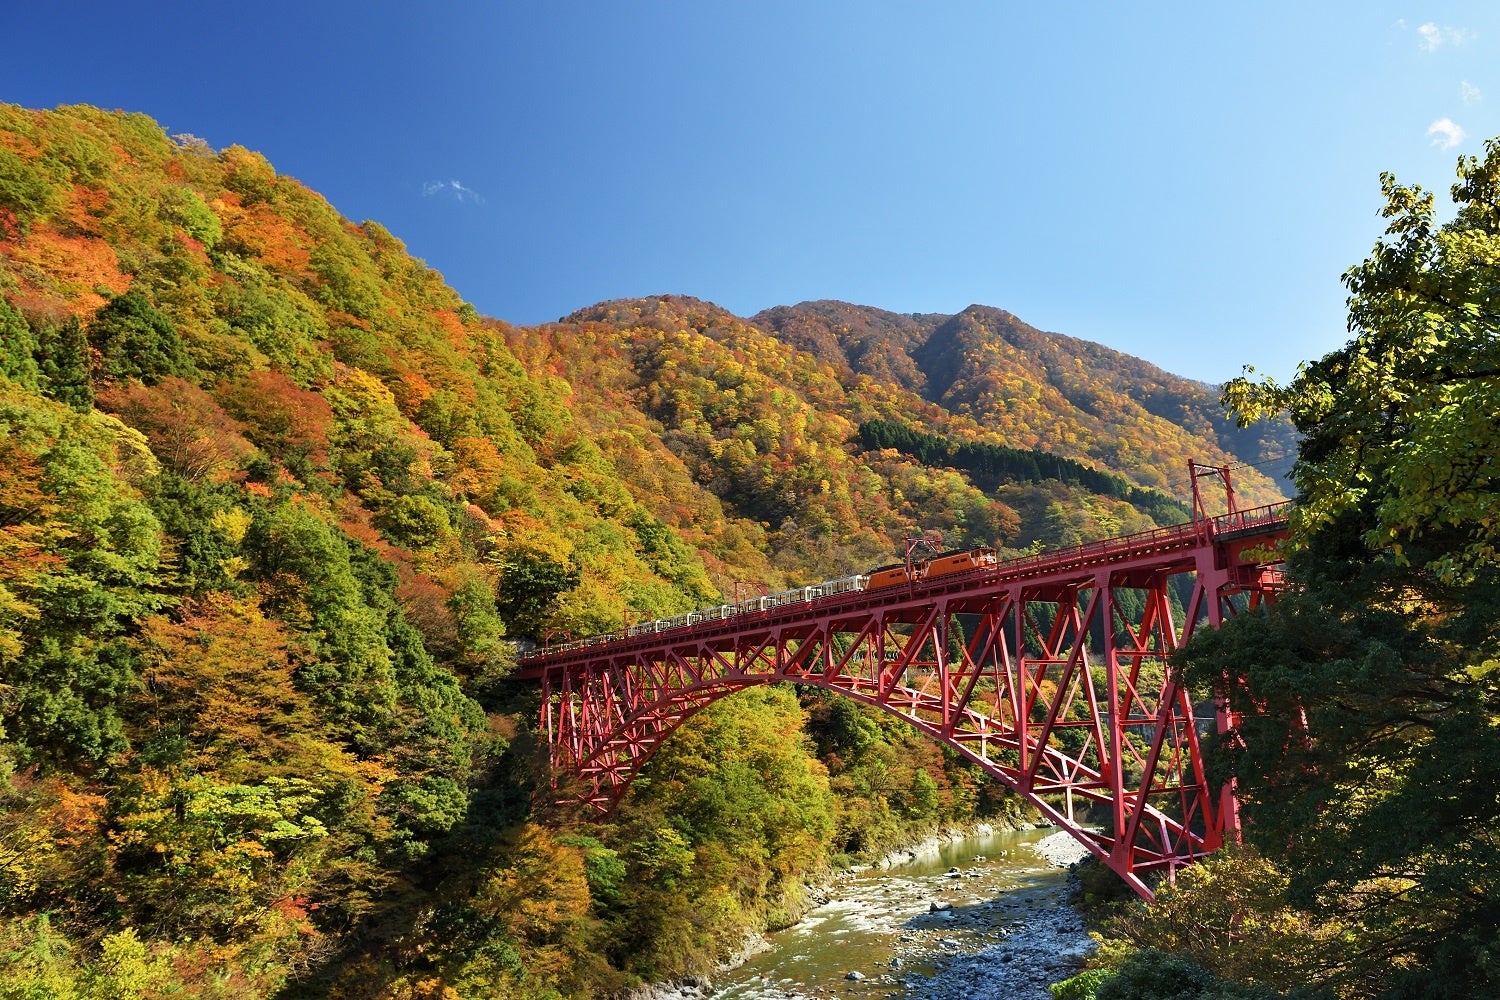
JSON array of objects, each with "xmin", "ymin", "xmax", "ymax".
[{"xmin": 0, "ymin": 103, "xmax": 1288, "ymax": 998}]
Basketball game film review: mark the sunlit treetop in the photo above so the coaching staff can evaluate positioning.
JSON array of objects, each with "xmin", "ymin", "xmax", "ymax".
[{"xmin": 1224, "ymin": 137, "xmax": 1500, "ymax": 584}]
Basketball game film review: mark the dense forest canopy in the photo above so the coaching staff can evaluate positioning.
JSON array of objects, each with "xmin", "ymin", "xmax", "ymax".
[
  {"xmin": 1053, "ymin": 139, "xmax": 1500, "ymax": 1000},
  {"xmin": 0, "ymin": 103, "xmax": 1294, "ymax": 998}
]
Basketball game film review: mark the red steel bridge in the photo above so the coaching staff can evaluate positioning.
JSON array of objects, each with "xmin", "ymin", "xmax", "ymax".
[{"xmin": 517, "ymin": 465, "xmax": 1290, "ymax": 900}]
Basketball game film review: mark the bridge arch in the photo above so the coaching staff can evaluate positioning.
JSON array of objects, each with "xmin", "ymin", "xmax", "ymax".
[
  {"xmin": 524, "ymin": 504, "xmax": 1290, "ymax": 900},
  {"xmin": 549, "ymin": 670, "xmax": 1184, "ymax": 896}
]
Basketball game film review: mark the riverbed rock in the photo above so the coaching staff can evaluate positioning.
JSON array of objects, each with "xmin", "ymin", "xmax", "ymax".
[
  {"xmin": 1031, "ymin": 831, "xmax": 1091, "ymax": 868},
  {"xmin": 706, "ymin": 832, "xmax": 1096, "ymax": 1000},
  {"xmin": 845, "ymin": 970, "xmax": 866, "ymax": 981},
  {"xmin": 905, "ymin": 878, "xmax": 1096, "ymax": 999}
]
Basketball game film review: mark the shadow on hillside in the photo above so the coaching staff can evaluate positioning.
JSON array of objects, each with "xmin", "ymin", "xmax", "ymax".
[{"xmin": 274, "ymin": 701, "xmax": 544, "ymax": 1000}]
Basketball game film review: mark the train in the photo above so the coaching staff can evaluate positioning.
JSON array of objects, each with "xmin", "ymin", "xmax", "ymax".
[
  {"xmin": 531, "ymin": 547, "xmax": 998, "ymax": 657},
  {"xmin": 863, "ymin": 547, "xmax": 999, "ymax": 590}
]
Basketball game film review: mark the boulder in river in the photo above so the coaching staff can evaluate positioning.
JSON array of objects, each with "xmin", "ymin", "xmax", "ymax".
[
  {"xmin": 845, "ymin": 970, "xmax": 866, "ymax": 981},
  {"xmin": 929, "ymin": 900, "xmax": 952, "ymax": 912}
]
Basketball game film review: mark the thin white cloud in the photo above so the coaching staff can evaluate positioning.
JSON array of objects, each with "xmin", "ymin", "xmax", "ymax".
[
  {"xmin": 1417, "ymin": 22, "xmax": 1471, "ymax": 52},
  {"xmin": 1462, "ymin": 81, "xmax": 1482, "ymax": 104},
  {"xmin": 1427, "ymin": 118, "xmax": 1466, "ymax": 150},
  {"xmin": 422, "ymin": 179, "xmax": 485, "ymax": 204}
]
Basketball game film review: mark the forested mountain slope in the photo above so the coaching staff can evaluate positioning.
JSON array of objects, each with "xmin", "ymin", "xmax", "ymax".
[
  {"xmin": 753, "ymin": 300, "xmax": 1296, "ymax": 494},
  {"xmin": 0, "ymin": 103, "xmax": 1287, "ymax": 998},
  {"xmin": 509, "ymin": 294, "xmax": 1288, "ymax": 574}
]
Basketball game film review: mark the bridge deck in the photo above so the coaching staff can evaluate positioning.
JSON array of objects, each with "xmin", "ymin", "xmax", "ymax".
[
  {"xmin": 520, "ymin": 501, "xmax": 1291, "ymax": 900},
  {"xmin": 519, "ymin": 502, "xmax": 1290, "ymax": 678}
]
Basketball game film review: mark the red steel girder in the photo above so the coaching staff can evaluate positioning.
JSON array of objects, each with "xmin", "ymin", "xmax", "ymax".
[{"xmin": 524, "ymin": 504, "xmax": 1289, "ymax": 900}]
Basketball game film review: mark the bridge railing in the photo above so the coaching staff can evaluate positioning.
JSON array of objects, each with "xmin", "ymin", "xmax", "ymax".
[
  {"xmin": 996, "ymin": 520, "xmax": 1199, "ymax": 579},
  {"xmin": 1211, "ymin": 501, "xmax": 1293, "ymax": 540},
  {"xmin": 526, "ymin": 575, "xmax": 874, "ymax": 659},
  {"xmin": 993, "ymin": 500, "xmax": 1292, "ymax": 581},
  {"xmin": 524, "ymin": 502, "xmax": 1292, "ymax": 662}
]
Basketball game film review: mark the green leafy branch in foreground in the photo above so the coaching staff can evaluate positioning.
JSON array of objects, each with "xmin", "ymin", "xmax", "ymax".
[{"xmin": 1075, "ymin": 137, "xmax": 1500, "ymax": 1000}]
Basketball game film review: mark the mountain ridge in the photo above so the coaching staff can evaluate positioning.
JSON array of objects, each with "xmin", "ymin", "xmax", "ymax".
[{"xmin": 752, "ymin": 297, "xmax": 1294, "ymax": 493}]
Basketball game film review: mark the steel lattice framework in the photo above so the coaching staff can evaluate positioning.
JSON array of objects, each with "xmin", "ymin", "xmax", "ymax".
[{"xmin": 519, "ymin": 492, "xmax": 1289, "ymax": 900}]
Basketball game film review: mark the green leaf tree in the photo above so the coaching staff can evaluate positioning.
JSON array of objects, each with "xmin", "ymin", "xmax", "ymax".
[
  {"xmin": 0, "ymin": 298, "xmax": 39, "ymax": 390},
  {"xmin": 87, "ymin": 289, "xmax": 193, "ymax": 386},
  {"xmin": 492, "ymin": 547, "xmax": 579, "ymax": 637},
  {"xmin": 35, "ymin": 316, "xmax": 93, "ymax": 412},
  {"xmin": 1189, "ymin": 138, "xmax": 1500, "ymax": 997}
]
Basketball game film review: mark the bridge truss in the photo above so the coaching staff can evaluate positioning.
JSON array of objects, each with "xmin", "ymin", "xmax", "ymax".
[{"xmin": 520, "ymin": 491, "xmax": 1289, "ymax": 899}]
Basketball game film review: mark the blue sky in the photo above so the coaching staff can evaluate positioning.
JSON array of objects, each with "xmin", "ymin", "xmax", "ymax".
[{"xmin": 5, "ymin": 2, "xmax": 1497, "ymax": 382}]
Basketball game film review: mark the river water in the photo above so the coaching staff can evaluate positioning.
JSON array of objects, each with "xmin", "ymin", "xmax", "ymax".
[{"xmin": 707, "ymin": 827, "xmax": 1094, "ymax": 1000}]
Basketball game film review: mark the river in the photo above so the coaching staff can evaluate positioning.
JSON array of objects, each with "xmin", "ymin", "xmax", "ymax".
[{"xmin": 703, "ymin": 827, "xmax": 1095, "ymax": 1000}]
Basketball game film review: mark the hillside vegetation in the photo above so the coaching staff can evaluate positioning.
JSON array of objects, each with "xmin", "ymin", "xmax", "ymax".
[
  {"xmin": 0, "ymin": 103, "xmax": 1286, "ymax": 998},
  {"xmin": 1052, "ymin": 141, "xmax": 1500, "ymax": 1000},
  {"xmin": 753, "ymin": 299, "xmax": 1294, "ymax": 495}
]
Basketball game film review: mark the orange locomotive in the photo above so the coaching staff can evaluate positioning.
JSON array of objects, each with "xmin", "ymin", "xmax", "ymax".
[{"xmin": 864, "ymin": 547, "xmax": 998, "ymax": 590}]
